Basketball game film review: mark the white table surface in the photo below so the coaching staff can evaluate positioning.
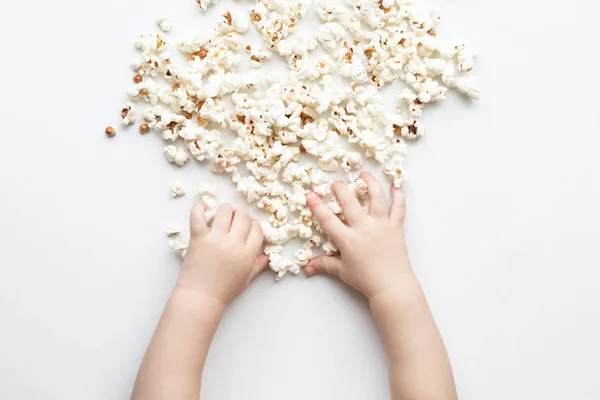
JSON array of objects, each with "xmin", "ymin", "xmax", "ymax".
[{"xmin": 1, "ymin": 0, "xmax": 599, "ymax": 399}]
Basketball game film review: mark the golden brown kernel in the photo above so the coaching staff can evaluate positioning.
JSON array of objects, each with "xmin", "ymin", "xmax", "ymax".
[
  {"xmin": 199, "ymin": 49, "xmax": 208, "ymax": 59},
  {"xmin": 139, "ymin": 124, "xmax": 149, "ymax": 134},
  {"xmin": 134, "ymin": 75, "xmax": 143, "ymax": 83},
  {"xmin": 105, "ymin": 127, "xmax": 116, "ymax": 137}
]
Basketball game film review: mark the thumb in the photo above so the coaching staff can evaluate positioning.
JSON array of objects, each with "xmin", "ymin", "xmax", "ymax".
[
  {"xmin": 249, "ymin": 254, "xmax": 270, "ymax": 281},
  {"xmin": 305, "ymin": 255, "xmax": 342, "ymax": 277}
]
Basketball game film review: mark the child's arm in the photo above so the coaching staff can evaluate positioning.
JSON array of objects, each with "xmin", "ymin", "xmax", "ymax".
[
  {"xmin": 131, "ymin": 203, "xmax": 268, "ymax": 400},
  {"xmin": 305, "ymin": 173, "xmax": 457, "ymax": 400}
]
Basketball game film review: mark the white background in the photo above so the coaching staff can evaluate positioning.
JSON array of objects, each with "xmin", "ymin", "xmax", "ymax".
[{"xmin": 1, "ymin": 0, "xmax": 599, "ymax": 399}]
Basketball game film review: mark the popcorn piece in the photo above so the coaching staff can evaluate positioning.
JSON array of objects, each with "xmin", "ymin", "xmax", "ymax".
[
  {"xmin": 384, "ymin": 155, "xmax": 406, "ymax": 188},
  {"xmin": 120, "ymin": 103, "xmax": 136, "ymax": 126},
  {"xmin": 198, "ymin": 183, "xmax": 218, "ymax": 209},
  {"xmin": 164, "ymin": 145, "xmax": 189, "ymax": 166},
  {"xmin": 165, "ymin": 225, "xmax": 180, "ymax": 236},
  {"xmin": 157, "ymin": 18, "xmax": 173, "ymax": 33},
  {"xmin": 169, "ymin": 235, "xmax": 189, "ymax": 258},
  {"xmin": 171, "ymin": 182, "xmax": 186, "ymax": 197},
  {"xmin": 196, "ymin": 0, "xmax": 219, "ymax": 12},
  {"xmin": 322, "ymin": 239, "xmax": 338, "ymax": 256},
  {"xmin": 294, "ymin": 248, "xmax": 313, "ymax": 269}
]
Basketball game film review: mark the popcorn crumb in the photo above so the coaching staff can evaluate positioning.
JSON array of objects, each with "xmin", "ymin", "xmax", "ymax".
[
  {"xmin": 165, "ymin": 225, "xmax": 180, "ymax": 236},
  {"xmin": 158, "ymin": 18, "xmax": 173, "ymax": 33},
  {"xmin": 171, "ymin": 182, "xmax": 186, "ymax": 197},
  {"xmin": 164, "ymin": 145, "xmax": 189, "ymax": 166}
]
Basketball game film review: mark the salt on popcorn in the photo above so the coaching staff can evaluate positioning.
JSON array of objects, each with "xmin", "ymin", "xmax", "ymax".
[{"xmin": 109, "ymin": 1, "xmax": 479, "ymax": 279}]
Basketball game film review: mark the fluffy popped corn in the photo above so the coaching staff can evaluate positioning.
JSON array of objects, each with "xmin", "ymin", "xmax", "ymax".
[
  {"xmin": 109, "ymin": 0, "xmax": 479, "ymax": 279},
  {"xmin": 157, "ymin": 18, "xmax": 173, "ymax": 33},
  {"xmin": 171, "ymin": 182, "xmax": 186, "ymax": 197}
]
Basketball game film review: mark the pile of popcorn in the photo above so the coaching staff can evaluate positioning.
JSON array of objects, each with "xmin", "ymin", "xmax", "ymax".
[{"xmin": 109, "ymin": 0, "xmax": 479, "ymax": 280}]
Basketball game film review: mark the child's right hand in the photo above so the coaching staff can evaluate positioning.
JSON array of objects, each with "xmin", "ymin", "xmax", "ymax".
[{"xmin": 305, "ymin": 172, "xmax": 414, "ymax": 299}]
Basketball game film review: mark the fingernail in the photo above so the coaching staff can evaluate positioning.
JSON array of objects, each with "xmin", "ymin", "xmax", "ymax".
[
  {"xmin": 305, "ymin": 266, "xmax": 315, "ymax": 276},
  {"xmin": 306, "ymin": 192, "xmax": 318, "ymax": 200}
]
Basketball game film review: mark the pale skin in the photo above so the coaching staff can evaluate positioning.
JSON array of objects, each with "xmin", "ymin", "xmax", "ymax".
[{"xmin": 132, "ymin": 172, "xmax": 457, "ymax": 400}]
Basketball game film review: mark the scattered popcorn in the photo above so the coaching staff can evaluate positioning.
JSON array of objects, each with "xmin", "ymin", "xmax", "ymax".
[
  {"xmin": 196, "ymin": 0, "xmax": 219, "ymax": 12},
  {"xmin": 198, "ymin": 183, "xmax": 218, "ymax": 209},
  {"xmin": 169, "ymin": 235, "xmax": 189, "ymax": 258},
  {"xmin": 120, "ymin": 103, "xmax": 136, "ymax": 126},
  {"xmin": 109, "ymin": 2, "xmax": 479, "ymax": 279},
  {"xmin": 165, "ymin": 225, "xmax": 180, "ymax": 236},
  {"xmin": 157, "ymin": 18, "xmax": 173, "ymax": 33},
  {"xmin": 171, "ymin": 182, "xmax": 186, "ymax": 197},
  {"xmin": 322, "ymin": 239, "xmax": 338, "ymax": 256},
  {"xmin": 164, "ymin": 145, "xmax": 189, "ymax": 166}
]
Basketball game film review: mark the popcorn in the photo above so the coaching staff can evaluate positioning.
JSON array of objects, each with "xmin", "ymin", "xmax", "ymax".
[
  {"xmin": 165, "ymin": 225, "xmax": 180, "ymax": 236},
  {"xmin": 198, "ymin": 183, "xmax": 218, "ymax": 209},
  {"xmin": 164, "ymin": 145, "xmax": 189, "ymax": 166},
  {"xmin": 171, "ymin": 182, "xmax": 186, "ymax": 197},
  {"xmin": 109, "ymin": 0, "xmax": 479, "ymax": 279},
  {"xmin": 158, "ymin": 18, "xmax": 173, "ymax": 33},
  {"xmin": 246, "ymin": 44, "xmax": 273, "ymax": 68},
  {"xmin": 384, "ymin": 155, "xmax": 406, "ymax": 188},
  {"xmin": 294, "ymin": 248, "xmax": 313, "ymax": 268},
  {"xmin": 196, "ymin": 0, "xmax": 219, "ymax": 12},
  {"xmin": 322, "ymin": 239, "xmax": 338, "ymax": 256},
  {"xmin": 120, "ymin": 103, "xmax": 136, "ymax": 126},
  {"xmin": 169, "ymin": 235, "xmax": 189, "ymax": 258}
]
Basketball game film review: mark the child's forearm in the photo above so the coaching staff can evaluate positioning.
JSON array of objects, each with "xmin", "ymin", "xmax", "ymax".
[
  {"xmin": 131, "ymin": 285, "xmax": 225, "ymax": 400},
  {"xmin": 370, "ymin": 274, "xmax": 457, "ymax": 400}
]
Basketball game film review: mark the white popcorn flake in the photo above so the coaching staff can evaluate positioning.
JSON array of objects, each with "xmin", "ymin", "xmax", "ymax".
[
  {"xmin": 164, "ymin": 145, "xmax": 189, "ymax": 166},
  {"xmin": 158, "ymin": 18, "xmax": 173, "ymax": 33},
  {"xmin": 169, "ymin": 235, "xmax": 189, "ymax": 258},
  {"xmin": 171, "ymin": 182, "xmax": 186, "ymax": 197},
  {"xmin": 322, "ymin": 239, "xmax": 338, "ymax": 256},
  {"xmin": 109, "ymin": 0, "xmax": 479, "ymax": 279},
  {"xmin": 120, "ymin": 103, "xmax": 136, "ymax": 126},
  {"xmin": 196, "ymin": 0, "xmax": 219, "ymax": 12},
  {"xmin": 165, "ymin": 225, "xmax": 180, "ymax": 236}
]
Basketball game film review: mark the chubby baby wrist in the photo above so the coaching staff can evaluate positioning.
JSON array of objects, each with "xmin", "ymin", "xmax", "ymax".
[
  {"xmin": 174, "ymin": 281, "xmax": 228, "ymax": 311},
  {"xmin": 367, "ymin": 270, "xmax": 421, "ymax": 302}
]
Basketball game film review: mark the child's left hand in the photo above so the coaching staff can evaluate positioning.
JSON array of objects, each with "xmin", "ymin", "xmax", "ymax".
[{"xmin": 177, "ymin": 203, "xmax": 269, "ymax": 306}]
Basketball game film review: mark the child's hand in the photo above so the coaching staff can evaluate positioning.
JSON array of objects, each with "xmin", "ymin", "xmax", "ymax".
[
  {"xmin": 305, "ymin": 172, "xmax": 413, "ymax": 299},
  {"xmin": 177, "ymin": 203, "xmax": 269, "ymax": 305}
]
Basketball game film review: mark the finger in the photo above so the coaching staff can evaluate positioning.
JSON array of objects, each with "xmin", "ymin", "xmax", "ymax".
[
  {"xmin": 230, "ymin": 207, "xmax": 252, "ymax": 238},
  {"xmin": 332, "ymin": 180, "xmax": 363, "ymax": 225},
  {"xmin": 389, "ymin": 184, "xmax": 406, "ymax": 223},
  {"xmin": 304, "ymin": 255, "xmax": 342, "ymax": 277},
  {"xmin": 246, "ymin": 219, "xmax": 264, "ymax": 250},
  {"xmin": 360, "ymin": 172, "xmax": 388, "ymax": 217},
  {"xmin": 306, "ymin": 192, "xmax": 346, "ymax": 241},
  {"xmin": 189, "ymin": 203, "xmax": 208, "ymax": 238},
  {"xmin": 212, "ymin": 203, "xmax": 234, "ymax": 233},
  {"xmin": 249, "ymin": 254, "xmax": 270, "ymax": 281}
]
